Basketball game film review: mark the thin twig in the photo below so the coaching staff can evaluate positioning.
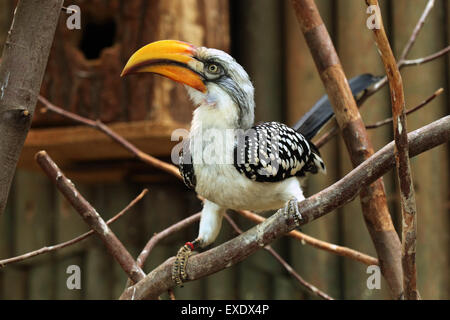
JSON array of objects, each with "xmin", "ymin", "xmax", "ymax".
[
  {"xmin": 119, "ymin": 116, "xmax": 450, "ymax": 300},
  {"xmin": 314, "ymin": 123, "xmax": 339, "ymax": 149},
  {"xmin": 61, "ymin": 6, "xmax": 78, "ymax": 14},
  {"xmin": 0, "ymin": 189, "xmax": 148, "ymax": 268},
  {"xmin": 136, "ymin": 212, "xmax": 201, "ymax": 268},
  {"xmin": 265, "ymin": 247, "xmax": 332, "ymax": 300},
  {"xmin": 224, "ymin": 214, "xmax": 334, "ymax": 300},
  {"xmin": 398, "ymin": 0, "xmax": 435, "ymax": 62},
  {"xmin": 35, "ymin": 151, "xmax": 146, "ymax": 284},
  {"xmin": 315, "ymin": 86, "xmax": 444, "ymax": 148},
  {"xmin": 123, "ymin": 212, "xmax": 201, "ymax": 289},
  {"xmin": 400, "ymin": 46, "xmax": 450, "ymax": 67},
  {"xmin": 236, "ymin": 210, "xmax": 378, "ymax": 266},
  {"xmin": 37, "ymin": 96, "xmax": 181, "ymax": 179},
  {"xmin": 366, "ymin": 88, "xmax": 444, "ymax": 129},
  {"xmin": 367, "ymin": 0, "xmax": 419, "ymax": 300}
]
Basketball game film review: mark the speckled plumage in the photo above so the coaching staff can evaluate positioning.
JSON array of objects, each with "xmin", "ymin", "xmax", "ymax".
[
  {"xmin": 178, "ymin": 121, "xmax": 325, "ymax": 188},
  {"xmin": 178, "ymin": 139, "xmax": 196, "ymax": 189},
  {"xmin": 234, "ymin": 121, "xmax": 325, "ymax": 183}
]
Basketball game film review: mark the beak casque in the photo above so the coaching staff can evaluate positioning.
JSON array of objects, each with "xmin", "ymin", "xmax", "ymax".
[{"xmin": 121, "ymin": 40, "xmax": 207, "ymax": 93}]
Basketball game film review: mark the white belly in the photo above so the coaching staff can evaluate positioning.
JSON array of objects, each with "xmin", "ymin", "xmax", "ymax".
[
  {"xmin": 189, "ymin": 121, "xmax": 305, "ymax": 212},
  {"xmin": 194, "ymin": 163, "xmax": 305, "ymax": 211}
]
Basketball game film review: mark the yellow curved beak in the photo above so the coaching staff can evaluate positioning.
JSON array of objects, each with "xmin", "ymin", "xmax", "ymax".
[{"xmin": 121, "ymin": 40, "xmax": 207, "ymax": 93}]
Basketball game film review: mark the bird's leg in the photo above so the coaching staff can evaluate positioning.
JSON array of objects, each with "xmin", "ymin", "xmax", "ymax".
[
  {"xmin": 171, "ymin": 200, "xmax": 225, "ymax": 287},
  {"xmin": 172, "ymin": 238, "xmax": 203, "ymax": 287},
  {"xmin": 283, "ymin": 198, "xmax": 303, "ymax": 227}
]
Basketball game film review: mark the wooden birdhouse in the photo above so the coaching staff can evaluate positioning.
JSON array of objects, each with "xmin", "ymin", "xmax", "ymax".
[{"xmin": 18, "ymin": 0, "xmax": 230, "ymax": 180}]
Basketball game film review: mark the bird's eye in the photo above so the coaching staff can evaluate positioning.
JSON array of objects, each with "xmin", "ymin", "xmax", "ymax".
[{"xmin": 208, "ymin": 64, "xmax": 220, "ymax": 74}]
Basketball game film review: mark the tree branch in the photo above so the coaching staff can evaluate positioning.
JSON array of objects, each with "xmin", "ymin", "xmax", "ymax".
[
  {"xmin": 313, "ymin": 124, "xmax": 339, "ymax": 149},
  {"xmin": 398, "ymin": 0, "xmax": 435, "ymax": 62},
  {"xmin": 235, "ymin": 210, "xmax": 378, "ymax": 266},
  {"xmin": 365, "ymin": 88, "xmax": 443, "ymax": 129},
  {"xmin": 136, "ymin": 212, "xmax": 201, "ymax": 269},
  {"xmin": 119, "ymin": 116, "xmax": 450, "ymax": 300},
  {"xmin": 316, "ymin": 87, "xmax": 443, "ymax": 148},
  {"xmin": 400, "ymin": 46, "xmax": 450, "ymax": 67},
  {"xmin": 35, "ymin": 151, "xmax": 146, "ymax": 284},
  {"xmin": 366, "ymin": 0, "xmax": 419, "ymax": 300},
  {"xmin": 0, "ymin": 0, "xmax": 63, "ymax": 216},
  {"xmin": 290, "ymin": 0, "xmax": 403, "ymax": 299},
  {"xmin": 38, "ymin": 95, "xmax": 181, "ymax": 179},
  {"xmin": 0, "ymin": 189, "xmax": 148, "ymax": 268},
  {"xmin": 224, "ymin": 214, "xmax": 334, "ymax": 300}
]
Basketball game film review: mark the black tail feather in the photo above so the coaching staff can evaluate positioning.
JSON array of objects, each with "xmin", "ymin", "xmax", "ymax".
[{"xmin": 292, "ymin": 74, "xmax": 382, "ymax": 140}]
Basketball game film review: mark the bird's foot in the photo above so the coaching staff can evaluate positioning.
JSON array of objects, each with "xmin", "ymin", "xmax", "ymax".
[
  {"xmin": 171, "ymin": 238, "xmax": 202, "ymax": 287},
  {"xmin": 283, "ymin": 198, "xmax": 303, "ymax": 227}
]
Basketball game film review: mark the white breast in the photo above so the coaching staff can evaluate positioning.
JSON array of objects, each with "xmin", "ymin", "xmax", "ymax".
[
  {"xmin": 194, "ymin": 163, "xmax": 305, "ymax": 211},
  {"xmin": 190, "ymin": 127, "xmax": 305, "ymax": 211}
]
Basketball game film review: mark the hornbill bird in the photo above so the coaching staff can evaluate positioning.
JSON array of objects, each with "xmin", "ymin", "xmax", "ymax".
[{"xmin": 121, "ymin": 40, "xmax": 380, "ymax": 286}]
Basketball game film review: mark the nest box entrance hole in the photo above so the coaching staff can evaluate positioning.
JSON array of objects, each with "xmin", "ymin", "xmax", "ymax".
[{"xmin": 79, "ymin": 16, "xmax": 117, "ymax": 60}]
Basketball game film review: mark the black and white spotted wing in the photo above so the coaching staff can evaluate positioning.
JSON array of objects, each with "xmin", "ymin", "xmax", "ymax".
[
  {"xmin": 234, "ymin": 122, "xmax": 325, "ymax": 182},
  {"xmin": 178, "ymin": 139, "xmax": 196, "ymax": 189}
]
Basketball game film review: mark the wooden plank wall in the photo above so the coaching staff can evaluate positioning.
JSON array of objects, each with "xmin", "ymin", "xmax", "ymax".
[{"xmin": 0, "ymin": 0, "xmax": 449, "ymax": 299}]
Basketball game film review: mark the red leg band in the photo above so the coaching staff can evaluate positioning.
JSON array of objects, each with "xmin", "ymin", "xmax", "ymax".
[{"xmin": 185, "ymin": 241, "xmax": 195, "ymax": 250}]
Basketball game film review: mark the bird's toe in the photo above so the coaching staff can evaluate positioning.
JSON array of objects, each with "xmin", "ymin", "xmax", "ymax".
[{"xmin": 283, "ymin": 198, "xmax": 303, "ymax": 227}]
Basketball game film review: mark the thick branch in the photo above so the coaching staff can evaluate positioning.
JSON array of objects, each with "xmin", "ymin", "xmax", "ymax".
[
  {"xmin": 290, "ymin": 0, "xmax": 402, "ymax": 299},
  {"xmin": 0, "ymin": 189, "xmax": 148, "ymax": 268},
  {"xmin": 366, "ymin": 0, "xmax": 418, "ymax": 300},
  {"xmin": 224, "ymin": 214, "xmax": 334, "ymax": 300},
  {"xmin": 35, "ymin": 151, "xmax": 145, "ymax": 284},
  {"xmin": 119, "ymin": 116, "xmax": 450, "ymax": 300},
  {"xmin": 0, "ymin": 0, "xmax": 63, "ymax": 215},
  {"xmin": 236, "ymin": 210, "xmax": 378, "ymax": 266}
]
